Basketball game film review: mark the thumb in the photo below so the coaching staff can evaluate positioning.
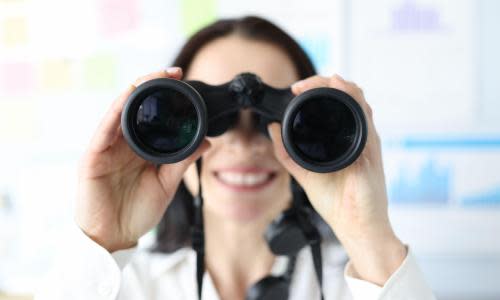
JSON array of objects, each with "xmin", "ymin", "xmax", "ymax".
[{"xmin": 267, "ymin": 123, "xmax": 307, "ymax": 179}]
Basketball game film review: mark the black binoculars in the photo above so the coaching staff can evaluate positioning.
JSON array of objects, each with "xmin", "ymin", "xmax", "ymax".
[{"xmin": 121, "ymin": 73, "xmax": 367, "ymax": 173}]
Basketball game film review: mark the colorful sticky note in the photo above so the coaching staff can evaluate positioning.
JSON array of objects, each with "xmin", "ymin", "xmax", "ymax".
[
  {"xmin": 2, "ymin": 16, "xmax": 28, "ymax": 47},
  {"xmin": 0, "ymin": 62, "xmax": 35, "ymax": 95},
  {"xmin": 83, "ymin": 54, "xmax": 116, "ymax": 90},
  {"xmin": 40, "ymin": 59, "xmax": 72, "ymax": 91},
  {"xmin": 391, "ymin": 0, "xmax": 442, "ymax": 32},
  {"xmin": 99, "ymin": 0, "xmax": 139, "ymax": 36},
  {"xmin": 181, "ymin": 0, "xmax": 217, "ymax": 36}
]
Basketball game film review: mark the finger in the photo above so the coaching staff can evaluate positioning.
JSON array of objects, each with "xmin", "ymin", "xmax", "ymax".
[
  {"xmin": 88, "ymin": 68, "xmax": 183, "ymax": 154},
  {"xmin": 329, "ymin": 74, "xmax": 371, "ymax": 116},
  {"xmin": 329, "ymin": 75, "xmax": 381, "ymax": 152},
  {"xmin": 133, "ymin": 67, "xmax": 182, "ymax": 87},
  {"xmin": 267, "ymin": 122, "xmax": 307, "ymax": 179},
  {"xmin": 291, "ymin": 75, "xmax": 330, "ymax": 95},
  {"xmin": 157, "ymin": 139, "xmax": 212, "ymax": 188},
  {"xmin": 328, "ymin": 75, "xmax": 375, "ymax": 124},
  {"xmin": 87, "ymin": 84, "xmax": 135, "ymax": 154}
]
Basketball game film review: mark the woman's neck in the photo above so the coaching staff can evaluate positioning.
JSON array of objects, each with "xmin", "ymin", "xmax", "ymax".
[{"xmin": 203, "ymin": 208, "xmax": 278, "ymax": 300}]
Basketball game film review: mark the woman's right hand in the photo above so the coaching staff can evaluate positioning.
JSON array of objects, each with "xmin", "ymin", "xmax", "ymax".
[{"xmin": 75, "ymin": 68, "xmax": 210, "ymax": 253}]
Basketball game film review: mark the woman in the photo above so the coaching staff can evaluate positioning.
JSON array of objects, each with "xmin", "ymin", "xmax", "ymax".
[{"xmin": 36, "ymin": 16, "xmax": 435, "ymax": 300}]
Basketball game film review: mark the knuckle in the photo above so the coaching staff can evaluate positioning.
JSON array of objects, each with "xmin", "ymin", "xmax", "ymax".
[
  {"xmin": 133, "ymin": 76, "xmax": 145, "ymax": 86},
  {"xmin": 329, "ymin": 76, "xmax": 344, "ymax": 88},
  {"xmin": 329, "ymin": 76, "xmax": 341, "ymax": 87},
  {"xmin": 357, "ymin": 86, "xmax": 364, "ymax": 95},
  {"xmin": 366, "ymin": 103, "xmax": 373, "ymax": 117},
  {"xmin": 310, "ymin": 75, "xmax": 329, "ymax": 83},
  {"xmin": 346, "ymin": 81, "xmax": 360, "ymax": 93}
]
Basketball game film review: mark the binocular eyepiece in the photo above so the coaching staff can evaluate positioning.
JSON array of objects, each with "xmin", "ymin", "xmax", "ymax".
[{"xmin": 121, "ymin": 73, "xmax": 367, "ymax": 173}]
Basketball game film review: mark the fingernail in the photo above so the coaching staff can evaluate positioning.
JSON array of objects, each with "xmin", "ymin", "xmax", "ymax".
[{"xmin": 166, "ymin": 67, "xmax": 181, "ymax": 74}]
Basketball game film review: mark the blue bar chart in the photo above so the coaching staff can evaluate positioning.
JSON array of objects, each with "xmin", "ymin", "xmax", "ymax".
[
  {"xmin": 385, "ymin": 137, "xmax": 500, "ymax": 207},
  {"xmin": 462, "ymin": 186, "xmax": 500, "ymax": 206},
  {"xmin": 389, "ymin": 159, "xmax": 451, "ymax": 205}
]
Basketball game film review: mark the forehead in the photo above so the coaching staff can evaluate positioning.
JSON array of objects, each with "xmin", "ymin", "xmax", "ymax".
[{"xmin": 184, "ymin": 34, "xmax": 299, "ymax": 88}]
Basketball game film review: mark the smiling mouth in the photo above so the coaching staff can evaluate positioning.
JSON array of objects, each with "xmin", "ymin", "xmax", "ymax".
[{"xmin": 213, "ymin": 170, "xmax": 277, "ymax": 192}]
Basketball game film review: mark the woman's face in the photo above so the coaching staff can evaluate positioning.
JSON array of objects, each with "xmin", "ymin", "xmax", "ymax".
[{"xmin": 183, "ymin": 34, "xmax": 300, "ymax": 223}]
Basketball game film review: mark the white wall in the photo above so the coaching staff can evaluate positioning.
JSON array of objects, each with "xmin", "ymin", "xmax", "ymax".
[{"xmin": 0, "ymin": 0, "xmax": 499, "ymax": 298}]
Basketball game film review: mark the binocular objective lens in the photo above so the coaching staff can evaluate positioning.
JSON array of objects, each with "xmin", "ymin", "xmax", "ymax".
[
  {"xmin": 135, "ymin": 89, "xmax": 198, "ymax": 153},
  {"xmin": 290, "ymin": 97, "xmax": 356, "ymax": 163}
]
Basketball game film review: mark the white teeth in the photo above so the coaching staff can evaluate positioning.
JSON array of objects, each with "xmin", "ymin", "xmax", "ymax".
[{"xmin": 217, "ymin": 172, "xmax": 272, "ymax": 186}]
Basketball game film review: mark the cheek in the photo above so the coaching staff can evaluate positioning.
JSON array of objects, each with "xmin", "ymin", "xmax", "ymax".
[{"xmin": 181, "ymin": 139, "xmax": 222, "ymax": 196}]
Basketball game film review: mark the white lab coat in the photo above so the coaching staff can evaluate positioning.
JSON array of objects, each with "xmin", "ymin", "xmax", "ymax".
[{"xmin": 35, "ymin": 223, "xmax": 436, "ymax": 300}]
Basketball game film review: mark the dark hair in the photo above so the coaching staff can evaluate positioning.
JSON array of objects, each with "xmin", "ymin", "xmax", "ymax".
[{"xmin": 153, "ymin": 15, "xmax": 318, "ymax": 253}]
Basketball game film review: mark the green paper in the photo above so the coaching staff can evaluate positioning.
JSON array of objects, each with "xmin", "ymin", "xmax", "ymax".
[
  {"xmin": 83, "ymin": 54, "xmax": 116, "ymax": 90},
  {"xmin": 181, "ymin": 0, "xmax": 217, "ymax": 36}
]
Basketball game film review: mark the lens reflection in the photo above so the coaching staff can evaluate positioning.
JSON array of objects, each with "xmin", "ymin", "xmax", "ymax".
[
  {"xmin": 290, "ymin": 97, "xmax": 356, "ymax": 162},
  {"xmin": 135, "ymin": 89, "xmax": 198, "ymax": 153}
]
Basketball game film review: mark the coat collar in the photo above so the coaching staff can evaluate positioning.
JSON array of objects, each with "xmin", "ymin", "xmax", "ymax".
[
  {"xmin": 148, "ymin": 247, "xmax": 291, "ymax": 279},
  {"xmin": 147, "ymin": 241, "xmax": 346, "ymax": 279},
  {"xmin": 149, "ymin": 247, "xmax": 194, "ymax": 278}
]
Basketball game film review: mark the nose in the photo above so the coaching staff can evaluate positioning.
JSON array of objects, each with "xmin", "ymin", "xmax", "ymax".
[
  {"xmin": 235, "ymin": 109, "xmax": 255, "ymax": 134},
  {"xmin": 225, "ymin": 109, "xmax": 268, "ymax": 154}
]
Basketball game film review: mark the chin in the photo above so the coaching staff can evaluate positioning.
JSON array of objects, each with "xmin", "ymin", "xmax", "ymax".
[
  {"xmin": 219, "ymin": 199, "xmax": 267, "ymax": 222},
  {"xmin": 204, "ymin": 175, "xmax": 288, "ymax": 223}
]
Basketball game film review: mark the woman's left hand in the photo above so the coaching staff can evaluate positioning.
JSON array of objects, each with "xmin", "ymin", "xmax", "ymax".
[{"xmin": 267, "ymin": 74, "xmax": 407, "ymax": 286}]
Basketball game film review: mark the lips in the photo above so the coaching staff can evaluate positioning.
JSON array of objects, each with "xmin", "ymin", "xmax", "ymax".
[{"xmin": 213, "ymin": 167, "xmax": 277, "ymax": 192}]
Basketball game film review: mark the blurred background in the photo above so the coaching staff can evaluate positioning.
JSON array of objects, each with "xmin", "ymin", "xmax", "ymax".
[{"xmin": 0, "ymin": 0, "xmax": 499, "ymax": 299}]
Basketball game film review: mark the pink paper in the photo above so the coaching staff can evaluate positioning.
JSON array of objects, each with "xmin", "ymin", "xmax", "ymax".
[
  {"xmin": 0, "ymin": 62, "xmax": 35, "ymax": 95},
  {"xmin": 99, "ymin": 0, "xmax": 139, "ymax": 36}
]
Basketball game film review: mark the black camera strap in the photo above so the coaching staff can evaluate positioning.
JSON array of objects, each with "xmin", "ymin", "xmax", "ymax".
[
  {"xmin": 291, "ymin": 179, "xmax": 324, "ymax": 300},
  {"xmin": 192, "ymin": 158, "xmax": 205, "ymax": 300},
  {"xmin": 311, "ymin": 240, "xmax": 324, "ymax": 300}
]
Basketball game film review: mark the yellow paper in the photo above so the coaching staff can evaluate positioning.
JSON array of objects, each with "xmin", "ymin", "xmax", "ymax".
[
  {"xmin": 40, "ymin": 59, "xmax": 72, "ymax": 91},
  {"xmin": 83, "ymin": 54, "xmax": 116, "ymax": 90},
  {"xmin": 2, "ymin": 16, "xmax": 28, "ymax": 47},
  {"xmin": 0, "ymin": 295, "xmax": 32, "ymax": 300},
  {"xmin": 181, "ymin": 0, "xmax": 217, "ymax": 36}
]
